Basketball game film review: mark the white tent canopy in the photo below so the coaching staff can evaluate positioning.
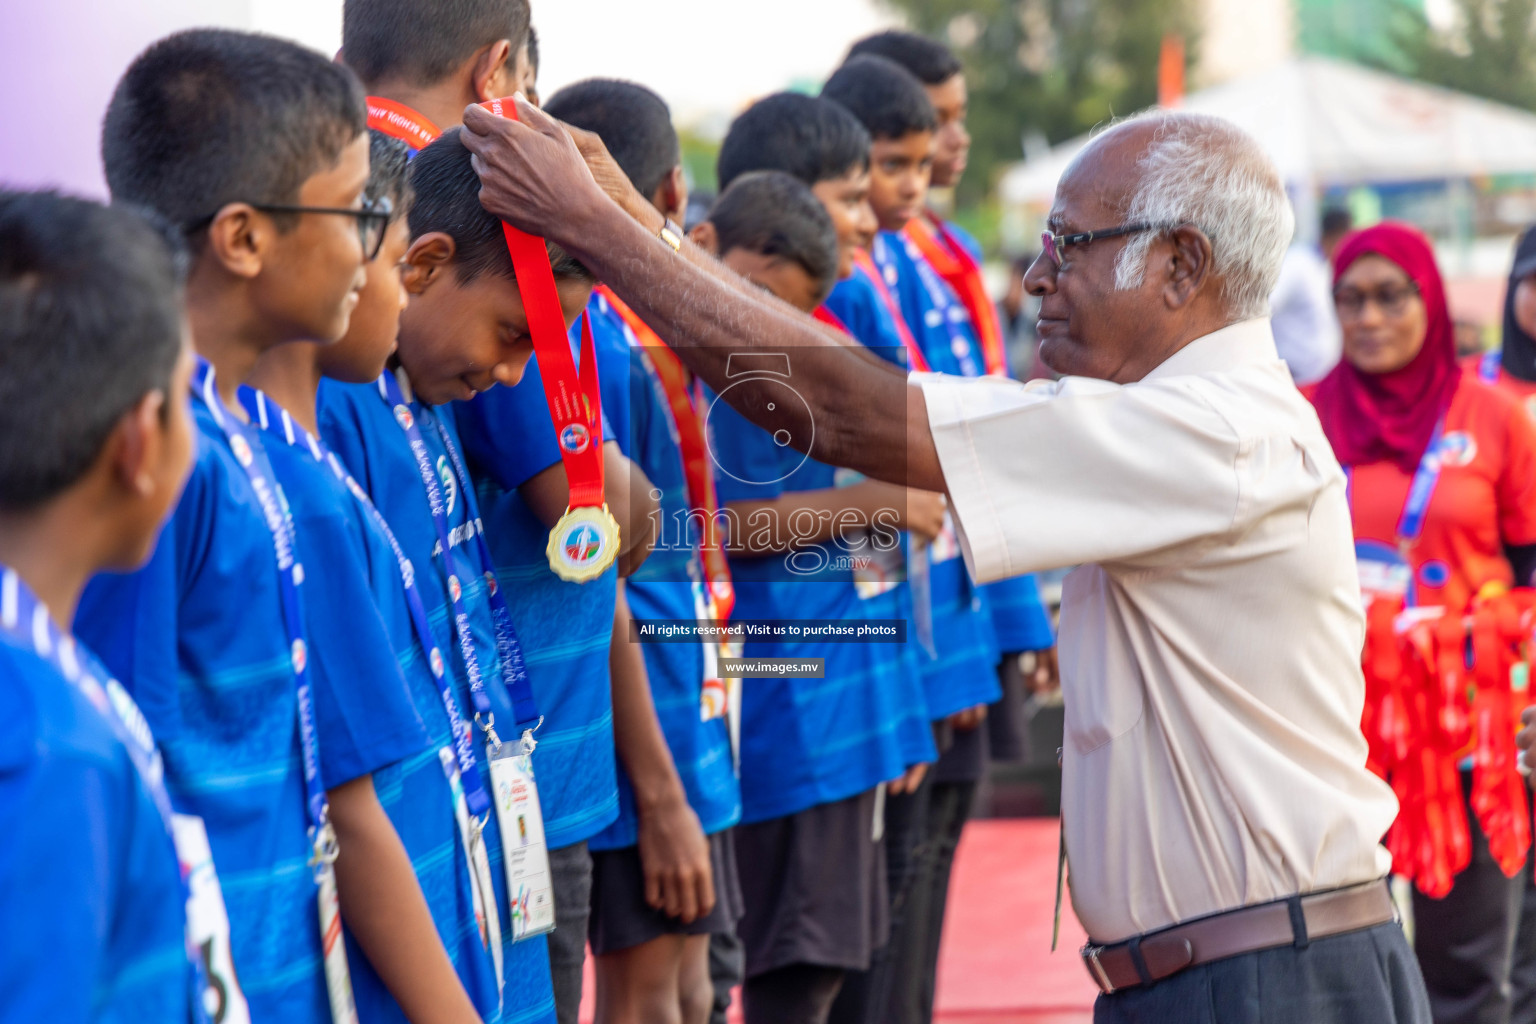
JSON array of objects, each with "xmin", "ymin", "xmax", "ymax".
[{"xmin": 1000, "ymin": 57, "xmax": 1536, "ymax": 207}]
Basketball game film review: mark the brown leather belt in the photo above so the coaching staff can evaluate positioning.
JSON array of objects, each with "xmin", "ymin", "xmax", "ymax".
[{"xmin": 1080, "ymin": 880, "xmax": 1396, "ymax": 995}]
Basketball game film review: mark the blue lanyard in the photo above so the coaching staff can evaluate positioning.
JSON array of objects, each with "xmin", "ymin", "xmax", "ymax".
[
  {"xmin": 881, "ymin": 234, "xmax": 984, "ymax": 378},
  {"xmin": 376, "ymin": 371, "xmax": 539, "ymax": 733},
  {"xmin": 1347, "ymin": 417, "xmax": 1447, "ymax": 546},
  {"xmin": 242, "ymin": 388, "xmax": 493, "ymax": 820},
  {"xmin": 192, "ymin": 360, "xmax": 329, "ymax": 835},
  {"xmin": 1481, "ymin": 349, "xmax": 1501, "ymax": 385},
  {"xmin": 0, "ymin": 567, "xmax": 209, "ymax": 1019}
]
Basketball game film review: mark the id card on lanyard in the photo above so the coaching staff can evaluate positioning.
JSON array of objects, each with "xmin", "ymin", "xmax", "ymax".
[
  {"xmin": 1348, "ymin": 417, "xmax": 1447, "ymax": 609},
  {"xmin": 194, "ymin": 362, "xmax": 357, "ymax": 1024},
  {"xmin": 0, "ymin": 568, "xmax": 221, "ymax": 1024},
  {"xmin": 376, "ymin": 370, "xmax": 556, "ymax": 940},
  {"xmin": 242, "ymin": 392, "xmax": 508, "ymax": 1000}
]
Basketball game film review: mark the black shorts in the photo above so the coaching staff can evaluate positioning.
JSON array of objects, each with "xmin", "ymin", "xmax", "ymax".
[
  {"xmin": 734, "ymin": 787, "xmax": 889, "ymax": 978},
  {"xmin": 587, "ymin": 828, "xmax": 745, "ymax": 956}
]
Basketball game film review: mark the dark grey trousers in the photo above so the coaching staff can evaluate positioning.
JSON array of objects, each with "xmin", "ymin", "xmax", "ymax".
[
  {"xmin": 1092, "ymin": 921, "xmax": 1431, "ymax": 1024},
  {"xmin": 546, "ymin": 840, "xmax": 592, "ymax": 1024}
]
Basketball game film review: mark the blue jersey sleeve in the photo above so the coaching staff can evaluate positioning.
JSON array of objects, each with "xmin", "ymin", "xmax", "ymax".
[
  {"xmin": 293, "ymin": 501, "xmax": 428, "ymax": 788},
  {"xmin": 0, "ymin": 652, "xmax": 192, "ymax": 1024},
  {"xmin": 704, "ymin": 393, "xmax": 787, "ymax": 505},
  {"xmin": 983, "ymin": 574, "xmax": 1055, "ymax": 654},
  {"xmin": 591, "ymin": 308, "xmax": 635, "ymax": 457}
]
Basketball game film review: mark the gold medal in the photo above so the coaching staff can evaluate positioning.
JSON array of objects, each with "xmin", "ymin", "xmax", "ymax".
[{"xmin": 545, "ymin": 504, "xmax": 621, "ymax": 583}]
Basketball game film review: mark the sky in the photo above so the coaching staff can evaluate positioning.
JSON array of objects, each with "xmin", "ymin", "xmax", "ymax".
[
  {"xmin": 262, "ymin": 0, "xmax": 899, "ymax": 125},
  {"xmin": 0, "ymin": 0, "xmax": 899, "ymax": 196}
]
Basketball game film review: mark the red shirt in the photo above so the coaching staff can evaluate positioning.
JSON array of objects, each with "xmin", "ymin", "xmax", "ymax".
[{"xmin": 1328, "ymin": 379, "xmax": 1536, "ymax": 614}]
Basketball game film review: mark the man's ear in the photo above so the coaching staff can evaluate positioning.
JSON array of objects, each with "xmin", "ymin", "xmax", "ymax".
[
  {"xmin": 1162, "ymin": 224, "xmax": 1213, "ymax": 310},
  {"xmin": 111, "ymin": 389, "xmax": 168, "ymax": 499},
  {"xmin": 652, "ymin": 165, "xmax": 688, "ymax": 224},
  {"xmin": 402, "ymin": 232, "xmax": 457, "ymax": 295},
  {"xmin": 203, "ymin": 204, "xmax": 266, "ymax": 280},
  {"xmin": 472, "ymin": 39, "xmax": 516, "ymax": 102},
  {"xmin": 688, "ymin": 221, "xmax": 719, "ymax": 255}
]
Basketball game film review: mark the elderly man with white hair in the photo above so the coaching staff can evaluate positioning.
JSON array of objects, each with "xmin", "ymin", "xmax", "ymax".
[{"xmin": 460, "ymin": 101, "xmax": 1430, "ymax": 1022}]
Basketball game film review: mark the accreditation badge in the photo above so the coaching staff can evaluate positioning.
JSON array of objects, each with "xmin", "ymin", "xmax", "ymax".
[
  {"xmin": 1356, "ymin": 539, "xmax": 1416, "ymax": 609},
  {"xmin": 546, "ymin": 504, "xmax": 621, "ymax": 583},
  {"xmin": 174, "ymin": 813, "xmax": 252, "ymax": 1024},
  {"xmin": 439, "ymin": 746, "xmax": 503, "ymax": 1003},
  {"xmin": 312, "ymin": 822, "xmax": 359, "ymax": 1024},
  {"xmin": 487, "ymin": 735, "xmax": 556, "ymax": 940}
]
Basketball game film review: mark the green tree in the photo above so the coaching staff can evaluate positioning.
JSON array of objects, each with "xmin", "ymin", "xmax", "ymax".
[
  {"xmin": 879, "ymin": 0, "xmax": 1200, "ymax": 210},
  {"xmin": 1360, "ymin": 0, "xmax": 1536, "ymax": 111}
]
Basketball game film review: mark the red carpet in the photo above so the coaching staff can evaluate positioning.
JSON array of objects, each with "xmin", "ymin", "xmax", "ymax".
[{"xmin": 580, "ymin": 816, "xmax": 1095, "ymax": 1023}]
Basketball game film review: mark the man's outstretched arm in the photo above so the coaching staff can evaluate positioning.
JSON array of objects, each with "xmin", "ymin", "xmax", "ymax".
[{"xmin": 460, "ymin": 99, "xmax": 944, "ymax": 493}]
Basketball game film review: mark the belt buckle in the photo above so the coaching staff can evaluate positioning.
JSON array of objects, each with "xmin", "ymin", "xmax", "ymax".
[{"xmin": 1082, "ymin": 944, "xmax": 1116, "ymax": 995}]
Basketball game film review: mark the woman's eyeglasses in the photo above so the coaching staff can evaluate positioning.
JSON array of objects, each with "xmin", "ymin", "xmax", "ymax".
[
  {"xmin": 1333, "ymin": 282, "xmax": 1421, "ymax": 320},
  {"xmin": 186, "ymin": 196, "xmax": 395, "ymax": 261}
]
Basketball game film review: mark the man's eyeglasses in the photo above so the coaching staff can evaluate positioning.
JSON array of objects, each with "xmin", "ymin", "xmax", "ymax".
[
  {"xmin": 1039, "ymin": 222, "xmax": 1177, "ymax": 267},
  {"xmin": 1333, "ymin": 282, "xmax": 1421, "ymax": 320},
  {"xmin": 186, "ymin": 196, "xmax": 394, "ymax": 261}
]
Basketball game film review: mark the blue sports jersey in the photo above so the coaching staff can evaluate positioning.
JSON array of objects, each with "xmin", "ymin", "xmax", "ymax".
[
  {"xmin": 75, "ymin": 394, "xmax": 422, "ymax": 1022},
  {"xmin": 583, "ymin": 294, "xmax": 741, "ymax": 848},
  {"xmin": 455, "ymin": 327, "xmax": 620, "ymax": 852},
  {"xmin": 251, "ymin": 399, "xmax": 515, "ymax": 1022},
  {"xmin": 318, "ymin": 374, "xmax": 558, "ymax": 1024},
  {"xmin": 0, "ymin": 639, "xmax": 194, "ymax": 1024},
  {"xmin": 705, "ymin": 376, "xmax": 921, "ymax": 823}
]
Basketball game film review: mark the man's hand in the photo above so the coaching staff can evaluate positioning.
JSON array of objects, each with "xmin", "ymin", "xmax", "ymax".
[
  {"xmin": 888, "ymin": 761, "xmax": 929, "ymax": 795},
  {"xmin": 1026, "ymin": 647, "xmax": 1060, "ymax": 696},
  {"xmin": 461, "ymin": 98, "xmax": 609, "ymax": 247},
  {"xmin": 947, "ymin": 704, "xmax": 989, "ymax": 732},
  {"xmin": 637, "ymin": 793, "xmax": 715, "ymax": 923},
  {"xmin": 558, "ymin": 119, "xmax": 658, "ymax": 227}
]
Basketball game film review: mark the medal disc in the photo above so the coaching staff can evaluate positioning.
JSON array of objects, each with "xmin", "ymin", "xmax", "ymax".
[{"xmin": 546, "ymin": 505, "xmax": 621, "ymax": 582}]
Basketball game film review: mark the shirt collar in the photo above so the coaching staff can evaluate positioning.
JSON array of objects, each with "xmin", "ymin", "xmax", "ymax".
[{"xmin": 1141, "ymin": 317, "xmax": 1280, "ymax": 382}]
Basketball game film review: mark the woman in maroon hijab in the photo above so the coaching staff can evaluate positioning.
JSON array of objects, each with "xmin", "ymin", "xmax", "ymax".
[{"xmin": 1311, "ymin": 221, "xmax": 1536, "ymax": 1024}]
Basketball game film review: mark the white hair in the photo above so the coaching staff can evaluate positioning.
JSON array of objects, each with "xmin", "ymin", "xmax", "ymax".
[{"xmin": 1097, "ymin": 111, "xmax": 1293, "ymax": 321}]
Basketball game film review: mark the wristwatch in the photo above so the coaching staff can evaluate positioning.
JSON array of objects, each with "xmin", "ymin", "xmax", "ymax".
[{"xmin": 658, "ymin": 217, "xmax": 683, "ymax": 252}]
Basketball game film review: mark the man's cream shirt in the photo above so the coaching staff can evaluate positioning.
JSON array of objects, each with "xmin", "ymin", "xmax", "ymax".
[{"xmin": 917, "ymin": 317, "xmax": 1396, "ymax": 944}]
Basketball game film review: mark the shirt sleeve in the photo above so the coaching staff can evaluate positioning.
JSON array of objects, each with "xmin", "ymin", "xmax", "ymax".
[
  {"xmin": 706, "ymin": 392, "xmax": 787, "ymax": 505},
  {"xmin": 1497, "ymin": 399, "xmax": 1536, "ymax": 546},
  {"xmin": 918, "ymin": 371, "xmax": 1247, "ymax": 581},
  {"xmin": 297, "ymin": 506, "xmax": 428, "ymax": 788}
]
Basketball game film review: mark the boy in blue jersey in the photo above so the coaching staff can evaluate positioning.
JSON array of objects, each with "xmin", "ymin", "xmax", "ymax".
[
  {"xmin": 0, "ymin": 191, "xmax": 199, "ymax": 1024},
  {"xmin": 73, "ymin": 30, "xmax": 456, "ymax": 1024},
  {"xmin": 319, "ymin": 127, "xmax": 602, "ymax": 1024},
  {"xmin": 690, "ymin": 172, "xmax": 937, "ymax": 1024},
  {"xmin": 825, "ymin": 48, "xmax": 1057, "ymax": 1024},
  {"xmin": 247, "ymin": 130, "xmax": 533, "ymax": 1024},
  {"xmin": 541, "ymin": 78, "xmax": 743, "ymax": 1024},
  {"xmin": 342, "ymin": 12, "xmax": 676, "ymax": 1020}
]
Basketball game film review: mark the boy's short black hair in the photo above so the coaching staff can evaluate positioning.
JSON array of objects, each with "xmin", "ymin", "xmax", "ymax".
[
  {"xmin": 821, "ymin": 55, "xmax": 937, "ymax": 141},
  {"xmin": 543, "ymin": 79, "xmax": 679, "ymax": 198},
  {"xmin": 846, "ymin": 30, "xmax": 962, "ymax": 86},
  {"xmin": 526, "ymin": 26, "xmax": 540, "ymax": 75},
  {"xmin": 0, "ymin": 191, "xmax": 186, "ymax": 511},
  {"xmin": 343, "ymin": 0, "xmax": 530, "ymax": 89},
  {"xmin": 102, "ymin": 29, "xmax": 366, "ymax": 239},
  {"xmin": 717, "ymin": 93, "xmax": 871, "ymax": 193},
  {"xmin": 367, "ymin": 129, "xmax": 414, "ymax": 224},
  {"xmin": 408, "ymin": 128, "xmax": 591, "ymax": 284},
  {"xmin": 709, "ymin": 171, "xmax": 839, "ymax": 303}
]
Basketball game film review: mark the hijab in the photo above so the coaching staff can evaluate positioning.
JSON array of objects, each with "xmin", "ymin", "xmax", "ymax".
[
  {"xmin": 1500, "ymin": 225, "xmax": 1536, "ymax": 382},
  {"xmin": 1311, "ymin": 221, "xmax": 1460, "ymax": 474}
]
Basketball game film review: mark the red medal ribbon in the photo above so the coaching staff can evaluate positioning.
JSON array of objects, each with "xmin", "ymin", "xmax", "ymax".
[
  {"xmin": 595, "ymin": 285, "xmax": 733, "ymax": 622},
  {"xmin": 483, "ymin": 97, "xmax": 606, "ymax": 510},
  {"xmin": 366, "ymin": 96, "xmax": 441, "ymax": 153},
  {"xmin": 812, "ymin": 305, "xmax": 851, "ymax": 335},
  {"xmin": 850, "ymin": 249, "xmax": 930, "ymax": 373},
  {"xmin": 904, "ymin": 213, "xmax": 1008, "ymax": 377}
]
